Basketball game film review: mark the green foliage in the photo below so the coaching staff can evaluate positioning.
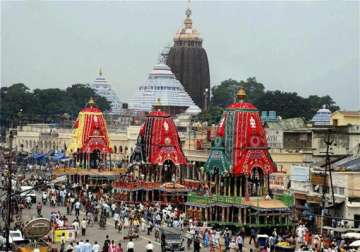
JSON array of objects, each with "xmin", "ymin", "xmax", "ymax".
[
  {"xmin": 254, "ymin": 90, "xmax": 310, "ymax": 119},
  {"xmin": 211, "ymin": 77, "xmax": 265, "ymax": 107},
  {"xmin": 306, "ymin": 95, "xmax": 340, "ymax": 116},
  {"xmin": 197, "ymin": 105, "xmax": 224, "ymax": 125},
  {"xmin": 200, "ymin": 77, "xmax": 340, "ymax": 123},
  {"xmin": 0, "ymin": 83, "xmax": 111, "ymax": 128}
]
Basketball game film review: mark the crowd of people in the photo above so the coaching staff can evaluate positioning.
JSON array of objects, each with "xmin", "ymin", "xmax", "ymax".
[{"xmin": 3, "ymin": 165, "xmax": 360, "ymax": 252}]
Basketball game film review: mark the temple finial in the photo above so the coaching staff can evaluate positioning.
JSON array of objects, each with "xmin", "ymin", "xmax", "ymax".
[
  {"xmin": 99, "ymin": 67, "xmax": 103, "ymax": 77},
  {"xmin": 87, "ymin": 97, "xmax": 96, "ymax": 107},
  {"xmin": 237, "ymin": 87, "xmax": 246, "ymax": 101},
  {"xmin": 185, "ymin": 0, "xmax": 192, "ymax": 18}
]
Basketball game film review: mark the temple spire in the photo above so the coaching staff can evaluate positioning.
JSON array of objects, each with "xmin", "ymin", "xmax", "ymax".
[
  {"xmin": 87, "ymin": 97, "xmax": 96, "ymax": 107},
  {"xmin": 99, "ymin": 67, "xmax": 103, "ymax": 77},
  {"xmin": 184, "ymin": 0, "xmax": 193, "ymax": 29},
  {"xmin": 237, "ymin": 87, "xmax": 246, "ymax": 102},
  {"xmin": 186, "ymin": 0, "xmax": 192, "ymax": 18}
]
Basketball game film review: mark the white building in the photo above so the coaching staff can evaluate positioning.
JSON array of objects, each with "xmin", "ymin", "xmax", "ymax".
[
  {"xmin": 128, "ymin": 51, "xmax": 201, "ymax": 115},
  {"xmin": 91, "ymin": 68, "xmax": 122, "ymax": 114}
]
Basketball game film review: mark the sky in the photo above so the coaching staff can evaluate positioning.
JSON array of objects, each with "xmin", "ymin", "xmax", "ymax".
[{"xmin": 2, "ymin": 1, "xmax": 359, "ymax": 110}]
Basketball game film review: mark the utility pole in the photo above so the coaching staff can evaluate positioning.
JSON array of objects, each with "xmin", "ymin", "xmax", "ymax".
[
  {"xmin": 325, "ymin": 129, "xmax": 336, "ymax": 207},
  {"xmin": 321, "ymin": 128, "xmax": 335, "ymax": 235},
  {"xmin": 5, "ymin": 130, "xmax": 14, "ymax": 251}
]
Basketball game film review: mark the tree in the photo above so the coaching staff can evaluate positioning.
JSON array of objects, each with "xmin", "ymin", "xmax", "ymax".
[
  {"xmin": 32, "ymin": 88, "xmax": 69, "ymax": 122},
  {"xmin": 0, "ymin": 83, "xmax": 35, "ymax": 126},
  {"xmin": 196, "ymin": 105, "xmax": 224, "ymax": 125},
  {"xmin": 306, "ymin": 95, "xmax": 340, "ymax": 118},
  {"xmin": 211, "ymin": 77, "xmax": 265, "ymax": 108},
  {"xmin": 65, "ymin": 84, "xmax": 110, "ymax": 117},
  {"xmin": 255, "ymin": 90, "xmax": 310, "ymax": 119},
  {"xmin": 198, "ymin": 76, "xmax": 341, "ymax": 123},
  {"xmin": 0, "ymin": 83, "xmax": 111, "ymax": 131}
]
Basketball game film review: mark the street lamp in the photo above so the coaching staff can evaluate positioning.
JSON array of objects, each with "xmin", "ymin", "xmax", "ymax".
[{"xmin": 203, "ymin": 88, "xmax": 209, "ymax": 111}]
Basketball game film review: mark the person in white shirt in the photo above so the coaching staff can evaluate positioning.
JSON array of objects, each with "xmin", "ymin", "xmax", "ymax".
[
  {"xmin": 78, "ymin": 240, "xmax": 85, "ymax": 252},
  {"xmin": 126, "ymin": 238, "xmax": 135, "ymax": 252},
  {"xmin": 145, "ymin": 241, "xmax": 154, "ymax": 252},
  {"xmin": 66, "ymin": 242, "xmax": 74, "ymax": 252},
  {"xmin": 83, "ymin": 239, "xmax": 92, "ymax": 252},
  {"xmin": 74, "ymin": 242, "xmax": 81, "ymax": 252},
  {"xmin": 72, "ymin": 220, "xmax": 80, "ymax": 239},
  {"xmin": 74, "ymin": 201, "xmax": 81, "ymax": 217},
  {"xmin": 92, "ymin": 241, "xmax": 100, "ymax": 252},
  {"xmin": 81, "ymin": 218, "xmax": 87, "ymax": 236}
]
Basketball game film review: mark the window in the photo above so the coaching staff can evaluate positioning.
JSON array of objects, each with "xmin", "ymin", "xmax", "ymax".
[{"xmin": 338, "ymin": 187, "xmax": 345, "ymax": 195}]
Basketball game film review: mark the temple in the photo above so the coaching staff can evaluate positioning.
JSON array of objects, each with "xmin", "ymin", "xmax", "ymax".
[
  {"xmin": 91, "ymin": 68, "xmax": 123, "ymax": 114},
  {"xmin": 113, "ymin": 101, "xmax": 189, "ymax": 206},
  {"xmin": 185, "ymin": 88, "xmax": 293, "ymax": 229},
  {"xmin": 129, "ymin": 50, "xmax": 201, "ymax": 116},
  {"xmin": 166, "ymin": 4, "xmax": 210, "ymax": 110}
]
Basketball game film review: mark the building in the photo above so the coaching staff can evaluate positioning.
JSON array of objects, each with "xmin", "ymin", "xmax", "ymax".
[
  {"xmin": 289, "ymin": 157, "xmax": 360, "ymax": 230},
  {"xmin": 311, "ymin": 125, "xmax": 360, "ymax": 158},
  {"xmin": 166, "ymin": 5, "xmax": 210, "ymax": 110},
  {"xmin": 91, "ymin": 68, "xmax": 122, "ymax": 114},
  {"xmin": 129, "ymin": 51, "xmax": 201, "ymax": 116},
  {"xmin": 12, "ymin": 123, "xmax": 140, "ymax": 165},
  {"xmin": 332, "ymin": 111, "xmax": 360, "ymax": 126}
]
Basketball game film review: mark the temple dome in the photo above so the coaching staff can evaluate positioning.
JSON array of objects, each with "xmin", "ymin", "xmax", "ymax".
[
  {"xmin": 174, "ymin": 8, "xmax": 202, "ymax": 43},
  {"xmin": 90, "ymin": 68, "xmax": 122, "ymax": 114},
  {"xmin": 67, "ymin": 98, "xmax": 112, "ymax": 154},
  {"xmin": 130, "ymin": 109, "xmax": 187, "ymax": 166},
  {"xmin": 206, "ymin": 88, "xmax": 277, "ymax": 176},
  {"xmin": 311, "ymin": 105, "xmax": 332, "ymax": 126},
  {"xmin": 129, "ymin": 55, "xmax": 200, "ymax": 113}
]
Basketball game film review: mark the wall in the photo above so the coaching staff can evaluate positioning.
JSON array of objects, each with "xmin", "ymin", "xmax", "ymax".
[
  {"xmin": 332, "ymin": 112, "xmax": 360, "ymax": 126},
  {"xmin": 265, "ymin": 128, "xmax": 283, "ymax": 149},
  {"xmin": 270, "ymin": 152, "xmax": 310, "ymax": 173},
  {"xmin": 283, "ymin": 132, "xmax": 312, "ymax": 150}
]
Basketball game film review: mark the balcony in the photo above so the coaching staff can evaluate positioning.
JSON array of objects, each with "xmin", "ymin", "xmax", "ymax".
[
  {"xmin": 274, "ymin": 194, "xmax": 294, "ymax": 207},
  {"xmin": 187, "ymin": 193, "xmax": 242, "ymax": 205},
  {"xmin": 311, "ymin": 173, "xmax": 328, "ymax": 186},
  {"xmin": 113, "ymin": 181, "xmax": 161, "ymax": 190}
]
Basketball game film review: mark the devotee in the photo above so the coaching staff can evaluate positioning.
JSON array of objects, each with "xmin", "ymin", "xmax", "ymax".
[
  {"xmin": 236, "ymin": 233, "xmax": 244, "ymax": 252},
  {"xmin": 92, "ymin": 241, "xmax": 100, "ymax": 252},
  {"xmin": 81, "ymin": 218, "xmax": 87, "ymax": 235},
  {"xmin": 126, "ymin": 238, "xmax": 135, "ymax": 252},
  {"xmin": 109, "ymin": 240, "xmax": 117, "ymax": 252},
  {"xmin": 84, "ymin": 239, "xmax": 92, "ymax": 252},
  {"xmin": 145, "ymin": 241, "xmax": 154, "ymax": 252},
  {"xmin": 66, "ymin": 242, "xmax": 74, "ymax": 252}
]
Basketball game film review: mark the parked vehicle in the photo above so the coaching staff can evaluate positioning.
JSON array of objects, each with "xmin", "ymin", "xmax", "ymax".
[
  {"xmin": 160, "ymin": 227, "xmax": 185, "ymax": 252},
  {"xmin": 20, "ymin": 186, "xmax": 36, "ymax": 203}
]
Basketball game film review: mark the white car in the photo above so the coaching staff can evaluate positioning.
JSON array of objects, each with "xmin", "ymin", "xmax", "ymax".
[
  {"xmin": 9, "ymin": 230, "xmax": 24, "ymax": 243},
  {"xmin": 0, "ymin": 230, "xmax": 24, "ymax": 244}
]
